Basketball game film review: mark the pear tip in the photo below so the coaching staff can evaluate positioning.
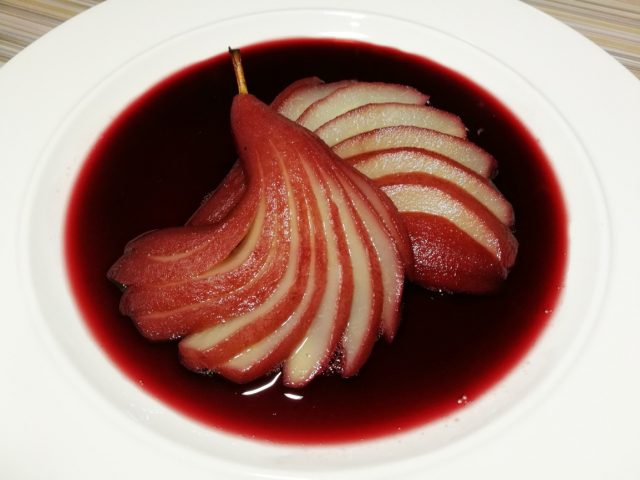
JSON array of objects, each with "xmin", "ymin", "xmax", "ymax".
[{"xmin": 229, "ymin": 47, "xmax": 248, "ymax": 95}]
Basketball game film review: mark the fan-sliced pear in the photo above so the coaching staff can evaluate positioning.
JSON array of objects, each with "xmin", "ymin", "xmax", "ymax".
[{"xmin": 109, "ymin": 55, "xmax": 409, "ymax": 385}]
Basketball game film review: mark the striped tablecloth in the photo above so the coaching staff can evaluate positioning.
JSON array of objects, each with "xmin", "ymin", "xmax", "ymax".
[{"xmin": 1, "ymin": 0, "xmax": 639, "ymax": 78}]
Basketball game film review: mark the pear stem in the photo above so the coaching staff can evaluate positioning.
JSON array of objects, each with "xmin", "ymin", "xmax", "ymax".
[{"xmin": 229, "ymin": 48, "xmax": 248, "ymax": 95}]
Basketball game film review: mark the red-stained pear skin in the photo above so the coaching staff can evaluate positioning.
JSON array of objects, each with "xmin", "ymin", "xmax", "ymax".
[
  {"xmin": 402, "ymin": 212, "xmax": 508, "ymax": 293},
  {"xmin": 188, "ymin": 162, "xmax": 246, "ymax": 226},
  {"xmin": 106, "ymin": 184, "xmax": 259, "ymax": 287},
  {"xmin": 108, "ymin": 55, "xmax": 409, "ymax": 386}
]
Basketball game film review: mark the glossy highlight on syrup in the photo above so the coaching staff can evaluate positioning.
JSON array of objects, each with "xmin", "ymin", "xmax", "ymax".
[{"xmin": 65, "ymin": 38, "xmax": 567, "ymax": 444}]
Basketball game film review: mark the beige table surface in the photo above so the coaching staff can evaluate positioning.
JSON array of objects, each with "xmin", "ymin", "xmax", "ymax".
[{"xmin": 1, "ymin": 0, "xmax": 639, "ymax": 78}]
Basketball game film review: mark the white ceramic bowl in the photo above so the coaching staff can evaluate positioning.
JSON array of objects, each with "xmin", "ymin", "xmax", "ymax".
[{"xmin": 2, "ymin": 1, "xmax": 639, "ymax": 479}]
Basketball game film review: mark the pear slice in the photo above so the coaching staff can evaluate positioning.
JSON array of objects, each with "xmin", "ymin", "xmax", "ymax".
[
  {"xmin": 350, "ymin": 148, "xmax": 514, "ymax": 226},
  {"xmin": 270, "ymin": 76, "xmax": 324, "ymax": 112},
  {"xmin": 297, "ymin": 82, "xmax": 429, "ymax": 131},
  {"xmin": 332, "ymin": 126, "xmax": 496, "ymax": 177},
  {"xmin": 402, "ymin": 212, "xmax": 512, "ymax": 293},
  {"xmin": 315, "ymin": 103, "xmax": 466, "ymax": 147},
  {"xmin": 274, "ymin": 79, "xmax": 356, "ymax": 120},
  {"xmin": 378, "ymin": 174, "xmax": 518, "ymax": 293}
]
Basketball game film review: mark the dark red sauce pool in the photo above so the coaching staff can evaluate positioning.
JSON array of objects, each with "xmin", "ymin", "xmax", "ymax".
[{"xmin": 65, "ymin": 38, "xmax": 567, "ymax": 444}]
